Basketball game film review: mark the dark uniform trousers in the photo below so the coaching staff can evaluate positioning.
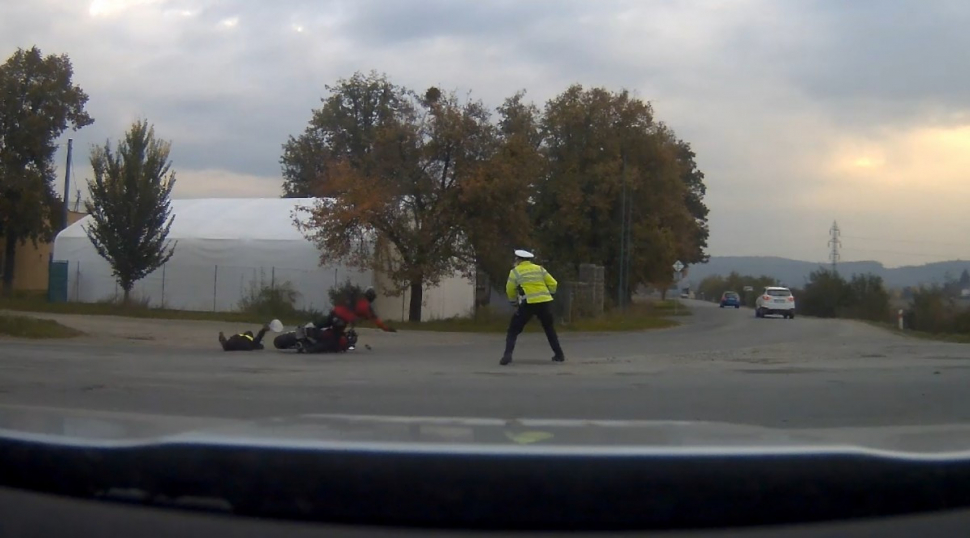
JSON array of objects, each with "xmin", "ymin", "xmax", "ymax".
[{"xmin": 504, "ymin": 301, "xmax": 564, "ymax": 358}]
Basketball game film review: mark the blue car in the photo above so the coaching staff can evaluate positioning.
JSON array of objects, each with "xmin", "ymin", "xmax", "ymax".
[{"xmin": 720, "ymin": 291, "xmax": 741, "ymax": 309}]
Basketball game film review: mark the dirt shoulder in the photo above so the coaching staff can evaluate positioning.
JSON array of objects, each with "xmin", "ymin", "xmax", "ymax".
[{"xmin": 0, "ymin": 310, "xmax": 495, "ymax": 349}]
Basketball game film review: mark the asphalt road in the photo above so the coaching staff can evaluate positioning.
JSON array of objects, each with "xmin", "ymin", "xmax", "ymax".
[{"xmin": 2, "ymin": 301, "xmax": 970, "ymax": 428}]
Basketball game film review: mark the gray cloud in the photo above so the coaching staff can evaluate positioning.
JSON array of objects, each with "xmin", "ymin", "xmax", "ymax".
[
  {"xmin": 758, "ymin": 0, "xmax": 970, "ymax": 128},
  {"xmin": 341, "ymin": 0, "xmax": 582, "ymax": 43},
  {"xmin": 3, "ymin": 0, "xmax": 970, "ymax": 266}
]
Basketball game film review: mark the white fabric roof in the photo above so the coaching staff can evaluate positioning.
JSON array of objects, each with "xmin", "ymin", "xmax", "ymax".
[{"xmin": 57, "ymin": 198, "xmax": 320, "ymax": 242}]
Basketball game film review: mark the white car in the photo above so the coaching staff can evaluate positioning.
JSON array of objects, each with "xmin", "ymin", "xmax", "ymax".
[{"xmin": 755, "ymin": 287, "xmax": 796, "ymax": 319}]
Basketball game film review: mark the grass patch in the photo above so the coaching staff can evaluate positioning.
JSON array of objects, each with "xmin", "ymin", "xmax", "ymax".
[
  {"xmin": 397, "ymin": 301, "xmax": 682, "ymax": 333},
  {"xmin": 867, "ymin": 321, "xmax": 970, "ymax": 344},
  {"xmin": 0, "ymin": 314, "xmax": 85, "ymax": 339},
  {"xmin": 647, "ymin": 300, "xmax": 693, "ymax": 316},
  {"xmin": 0, "ymin": 292, "xmax": 313, "ymax": 326}
]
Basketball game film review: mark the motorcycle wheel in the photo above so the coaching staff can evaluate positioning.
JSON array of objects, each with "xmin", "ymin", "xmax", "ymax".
[{"xmin": 274, "ymin": 332, "xmax": 298, "ymax": 350}]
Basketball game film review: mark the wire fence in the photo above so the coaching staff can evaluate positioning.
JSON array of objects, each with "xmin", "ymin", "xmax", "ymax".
[{"xmin": 63, "ymin": 260, "xmax": 372, "ymax": 313}]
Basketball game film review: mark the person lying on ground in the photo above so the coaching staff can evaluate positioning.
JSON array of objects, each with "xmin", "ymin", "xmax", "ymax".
[{"xmin": 219, "ymin": 324, "xmax": 270, "ymax": 351}]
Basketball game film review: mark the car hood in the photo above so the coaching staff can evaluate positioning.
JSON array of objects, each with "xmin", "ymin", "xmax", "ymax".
[{"xmin": 2, "ymin": 405, "xmax": 970, "ymax": 457}]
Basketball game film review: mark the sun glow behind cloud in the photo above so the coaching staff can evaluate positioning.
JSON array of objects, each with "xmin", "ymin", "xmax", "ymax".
[{"xmin": 828, "ymin": 125, "xmax": 970, "ymax": 188}]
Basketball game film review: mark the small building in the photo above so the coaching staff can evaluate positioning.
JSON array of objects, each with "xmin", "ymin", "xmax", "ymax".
[
  {"xmin": 52, "ymin": 198, "xmax": 475, "ymax": 321},
  {"xmin": 0, "ymin": 210, "xmax": 87, "ymax": 292}
]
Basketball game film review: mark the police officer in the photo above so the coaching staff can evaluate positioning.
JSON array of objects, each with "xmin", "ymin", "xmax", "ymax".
[{"xmin": 501, "ymin": 249, "xmax": 565, "ymax": 365}]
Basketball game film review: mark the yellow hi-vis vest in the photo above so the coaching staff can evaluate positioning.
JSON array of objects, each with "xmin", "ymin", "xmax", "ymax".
[{"xmin": 506, "ymin": 261, "xmax": 558, "ymax": 304}]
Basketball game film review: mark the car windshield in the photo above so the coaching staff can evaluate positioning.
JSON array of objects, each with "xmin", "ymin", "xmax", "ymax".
[{"xmin": 3, "ymin": 1, "xmax": 970, "ymax": 532}]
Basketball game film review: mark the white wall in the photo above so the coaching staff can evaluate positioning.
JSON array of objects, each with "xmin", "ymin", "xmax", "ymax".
[
  {"xmin": 53, "ymin": 235, "xmax": 374, "ymax": 313},
  {"xmin": 374, "ymin": 272, "xmax": 475, "ymax": 322}
]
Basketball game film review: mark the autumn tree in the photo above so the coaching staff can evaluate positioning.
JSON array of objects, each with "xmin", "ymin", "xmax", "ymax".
[
  {"xmin": 84, "ymin": 120, "xmax": 177, "ymax": 305},
  {"xmin": 531, "ymin": 85, "xmax": 708, "ymax": 304},
  {"xmin": 280, "ymin": 71, "xmax": 401, "ymax": 198},
  {"xmin": 673, "ymin": 138, "xmax": 710, "ymax": 266},
  {"xmin": 290, "ymin": 77, "xmax": 710, "ymax": 317},
  {"xmin": 0, "ymin": 46, "xmax": 93, "ymax": 294},
  {"xmin": 460, "ymin": 91, "xmax": 542, "ymax": 285},
  {"xmin": 293, "ymin": 73, "xmax": 515, "ymax": 321}
]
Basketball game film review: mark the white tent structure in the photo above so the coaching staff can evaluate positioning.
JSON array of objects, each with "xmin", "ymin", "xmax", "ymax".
[{"xmin": 52, "ymin": 198, "xmax": 475, "ymax": 320}]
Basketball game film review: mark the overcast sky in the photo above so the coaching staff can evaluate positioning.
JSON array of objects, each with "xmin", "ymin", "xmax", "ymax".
[{"xmin": 3, "ymin": 0, "xmax": 969, "ymax": 267}]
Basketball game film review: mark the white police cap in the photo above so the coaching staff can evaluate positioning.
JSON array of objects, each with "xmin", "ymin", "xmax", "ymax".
[{"xmin": 514, "ymin": 249, "xmax": 535, "ymax": 259}]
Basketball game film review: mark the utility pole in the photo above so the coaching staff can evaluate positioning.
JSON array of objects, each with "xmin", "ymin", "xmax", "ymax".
[
  {"xmin": 828, "ymin": 221, "xmax": 842, "ymax": 273},
  {"xmin": 61, "ymin": 138, "xmax": 73, "ymax": 231},
  {"xmin": 623, "ymin": 153, "xmax": 634, "ymax": 303},
  {"xmin": 617, "ymin": 151, "xmax": 628, "ymax": 309}
]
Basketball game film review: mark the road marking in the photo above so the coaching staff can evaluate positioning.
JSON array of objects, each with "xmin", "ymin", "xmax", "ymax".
[{"xmin": 505, "ymin": 431, "xmax": 555, "ymax": 444}]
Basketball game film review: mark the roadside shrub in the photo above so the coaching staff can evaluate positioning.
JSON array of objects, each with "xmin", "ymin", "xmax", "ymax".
[
  {"xmin": 238, "ymin": 279, "xmax": 300, "ymax": 318},
  {"xmin": 843, "ymin": 273, "xmax": 891, "ymax": 322},
  {"xmin": 797, "ymin": 270, "xmax": 851, "ymax": 318},
  {"xmin": 908, "ymin": 286, "xmax": 955, "ymax": 333},
  {"xmin": 796, "ymin": 270, "xmax": 890, "ymax": 322},
  {"xmin": 952, "ymin": 310, "xmax": 970, "ymax": 334},
  {"xmin": 329, "ymin": 279, "xmax": 365, "ymax": 307},
  {"xmin": 96, "ymin": 294, "xmax": 153, "ymax": 309}
]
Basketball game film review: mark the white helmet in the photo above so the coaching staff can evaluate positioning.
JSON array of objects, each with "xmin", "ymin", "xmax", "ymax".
[{"xmin": 514, "ymin": 249, "xmax": 535, "ymax": 259}]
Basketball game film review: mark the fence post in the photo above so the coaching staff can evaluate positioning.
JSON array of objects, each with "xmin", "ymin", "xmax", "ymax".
[
  {"xmin": 566, "ymin": 286, "xmax": 573, "ymax": 324},
  {"xmin": 75, "ymin": 261, "xmax": 80, "ymax": 301},
  {"xmin": 213, "ymin": 265, "xmax": 219, "ymax": 312},
  {"xmin": 271, "ymin": 266, "xmax": 276, "ymax": 290},
  {"xmin": 161, "ymin": 264, "xmax": 166, "ymax": 307},
  {"xmin": 898, "ymin": 309, "xmax": 904, "ymax": 330}
]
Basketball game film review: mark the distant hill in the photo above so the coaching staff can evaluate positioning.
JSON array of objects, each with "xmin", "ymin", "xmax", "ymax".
[{"xmin": 685, "ymin": 256, "xmax": 970, "ymax": 289}]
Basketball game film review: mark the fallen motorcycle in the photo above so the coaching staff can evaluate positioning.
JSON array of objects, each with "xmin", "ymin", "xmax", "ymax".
[{"xmin": 273, "ymin": 322, "xmax": 359, "ymax": 353}]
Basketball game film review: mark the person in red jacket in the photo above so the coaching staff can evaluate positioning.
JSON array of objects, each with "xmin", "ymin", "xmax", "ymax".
[{"xmin": 310, "ymin": 287, "xmax": 396, "ymax": 352}]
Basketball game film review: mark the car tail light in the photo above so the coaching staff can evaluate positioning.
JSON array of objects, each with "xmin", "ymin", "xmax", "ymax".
[
  {"xmin": 763, "ymin": 295, "xmax": 771, "ymax": 301},
  {"xmin": 787, "ymin": 296, "xmax": 795, "ymax": 302}
]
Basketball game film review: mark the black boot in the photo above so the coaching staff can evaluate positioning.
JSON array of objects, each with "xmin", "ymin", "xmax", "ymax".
[
  {"xmin": 500, "ymin": 355, "xmax": 513, "ymax": 366},
  {"xmin": 552, "ymin": 354, "xmax": 565, "ymax": 362}
]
